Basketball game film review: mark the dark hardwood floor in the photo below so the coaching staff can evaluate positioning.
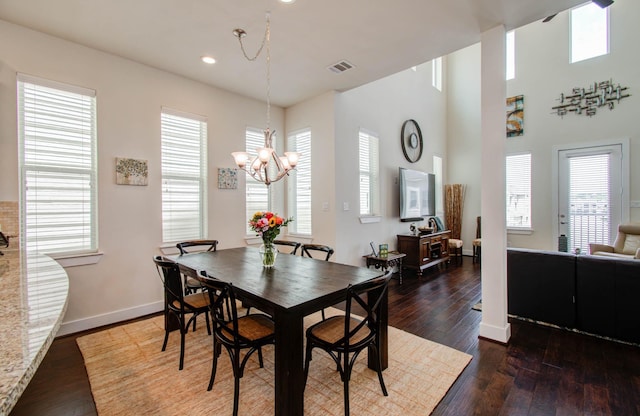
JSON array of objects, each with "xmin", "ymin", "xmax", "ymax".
[{"xmin": 10, "ymin": 258, "xmax": 640, "ymax": 415}]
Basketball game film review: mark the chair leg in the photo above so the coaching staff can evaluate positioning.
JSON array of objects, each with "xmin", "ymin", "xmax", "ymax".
[
  {"xmin": 161, "ymin": 329, "xmax": 169, "ymax": 352},
  {"xmin": 179, "ymin": 327, "xmax": 186, "ymax": 370},
  {"xmin": 208, "ymin": 338, "xmax": 219, "ymax": 391},
  {"xmin": 257, "ymin": 347, "xmax": 264, "ymax": 368},
  {"xmin": 373, "ymin": 344, "xmax": 388, "ymax": 396},
  {"xmin": 232, "ymin": 373, "xmax": 241, "ymax": 416}
]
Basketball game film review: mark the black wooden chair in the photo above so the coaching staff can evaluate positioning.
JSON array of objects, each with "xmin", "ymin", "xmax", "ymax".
[
  {"xmin": 197, "ymin": 271, "xmax": 275, "ymax": 416},
  {"xmin": 301, "ymin": 243, "xmax": 335, "ymax": 319},
  {"xmin": 153, "ymin": 255, "xmax": 211, "ymax": 370},
  {"xmin": 273, "ymin": 239, "xmax": 301, "ymax": 255},
  {"xmin": 176, "ymin": 240, "xmax": 219, "ymax": 294},
  {"xmin": 301, "ymin": 243, "xmax": 334, "ymax": 261},
  {"xmin": 303, "ymin": 271, "xmax": 392, "ymax": 416}
]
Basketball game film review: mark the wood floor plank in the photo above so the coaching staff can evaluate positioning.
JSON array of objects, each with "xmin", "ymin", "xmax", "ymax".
[{"xmin": 10, "ymin": 257, "xmax": 640, "ymax": 416}]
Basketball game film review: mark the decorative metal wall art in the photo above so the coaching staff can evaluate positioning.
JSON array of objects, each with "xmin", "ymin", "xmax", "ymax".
[{"xmin": 552, "ymin": 79, "xmax": 630, "ymax": 117}]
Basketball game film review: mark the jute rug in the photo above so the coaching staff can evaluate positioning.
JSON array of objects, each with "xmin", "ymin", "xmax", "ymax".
[{"xmin": 77, "ymin": 308, "xmax": 471, "ymax": 415}]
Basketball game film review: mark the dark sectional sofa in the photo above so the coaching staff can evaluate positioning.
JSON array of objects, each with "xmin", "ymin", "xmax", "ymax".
[{"xmin": 507, "ymin": 248, "xmax": 640, "ymax": 344}]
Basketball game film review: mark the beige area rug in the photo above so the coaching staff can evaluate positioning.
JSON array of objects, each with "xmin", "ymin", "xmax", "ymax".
[{"xmin": 77, "ymin": 308, "xmax": 471, "ymax": 415}]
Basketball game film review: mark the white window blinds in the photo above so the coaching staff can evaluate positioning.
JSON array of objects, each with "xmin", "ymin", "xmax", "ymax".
[
  {"xmin": 359, "ymin": 129, "xmax": 380, "ymax": 216},
  {"xmin": 506, "ymin": 153, "xmax": 531, "ymax": 229},
  {"xmin": 288, "ymin": 129, "xmax": 312, "ymax": 234},
  {"xmin": 18, "ymin": 74, "xmax": 98, "ymax": 255},
  {"xmin": 246, "ymin": 127, "xmax": 270, "ymax": 234},
  {"xmin": 568, "ymin": 153, "xmax": 611, "ymax": 250},
  {"xmin": 161, "ymin": 109, "xmax": 207, "ymax": 243}
]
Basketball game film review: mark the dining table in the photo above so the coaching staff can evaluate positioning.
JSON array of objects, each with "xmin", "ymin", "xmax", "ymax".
[{"xmin": 173, "ymin": 246, "xmax": 387, "ymax": 416}]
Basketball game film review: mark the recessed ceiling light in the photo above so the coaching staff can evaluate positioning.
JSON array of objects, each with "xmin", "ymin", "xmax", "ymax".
[
  {"xmin": 280, "ymin": 0, "xmax": 296, "ymax": 3},
  {"xmin": 201, "ymin": 56, "xmax": 216, "ymax": 64}
]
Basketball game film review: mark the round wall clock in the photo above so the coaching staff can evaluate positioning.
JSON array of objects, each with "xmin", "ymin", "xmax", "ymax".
[{"xmin": 401, "ymin": 119, "xmax": 423, "ymax": 163}]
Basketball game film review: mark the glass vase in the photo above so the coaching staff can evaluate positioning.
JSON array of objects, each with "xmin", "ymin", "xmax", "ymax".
[{"xmin": 259, "ymin": 242, "xmax": 278, "ymax": 268}]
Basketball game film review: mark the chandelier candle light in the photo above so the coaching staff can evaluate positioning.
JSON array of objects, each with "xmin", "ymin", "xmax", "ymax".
[{"xmin": 231, "ymin": 13, "xmax": 300, "ymax": 186}]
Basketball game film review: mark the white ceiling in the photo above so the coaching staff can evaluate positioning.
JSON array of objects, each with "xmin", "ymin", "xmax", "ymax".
[{"xmin": 0, "ymin": 0, "xmax": 586, "ymax": 107}]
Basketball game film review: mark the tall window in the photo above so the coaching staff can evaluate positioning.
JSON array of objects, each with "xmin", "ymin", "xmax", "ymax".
[
  {"xmin": 288, "ymin": 129, "xmax": 312, "ymax": 234},
  {"xmin": 432, "ymin": 57, "xmax": 442, "ymax": 91},
  {"xmin": 506, "ymin": 153, "xmax": 531, "ymax": 229},
  {"xmin": 359, "ymin": 129, "xmax": 380, "ymax": 216},
  {"xmin": 18, "ymin": 74, "xmax": 97, "ymax": 255},
  {"xmin": 506, "ymin": 30, "xmax": 515, "ymax": 80},
  {"xmin": 571, "ymin": 3, "xmax": 609, "ymax": 63},
  {"xmin": 246, "ymin": 127, "xmax": 270, "ymax": 234},
  {"xmin": 161, "ymin": 109, "xmax": 207, "ymax": 243},
  {"xmin": 433, "ymin": 155, "xmax": 444, "ymax": 216}
]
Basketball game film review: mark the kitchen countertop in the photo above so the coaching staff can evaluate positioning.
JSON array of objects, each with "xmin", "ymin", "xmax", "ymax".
[{"xmin": 0, "ymin": 250, "xmax": 69, "ymax": 416}]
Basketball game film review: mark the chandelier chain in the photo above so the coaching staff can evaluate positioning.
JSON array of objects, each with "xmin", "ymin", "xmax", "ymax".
[{"xmin": 236, "ymin": 14, "xmax": 271, "ymax": 130}]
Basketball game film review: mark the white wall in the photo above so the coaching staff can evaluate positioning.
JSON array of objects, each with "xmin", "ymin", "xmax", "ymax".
[
  {"xmin": 331, "ymin": 63, "xmax": 448, "ymax": 265},
  {"xmin": 509, "ymin": 1, "xmax": 640, "ymax": 249},
  {"xmin": 0, "ymin": 19, "xmax": 284, "ymax": 333},
  {"xmin": 448, "ymin": 0, "xmax": 640, "ymax": 251},
  {"xmin": 446, "ymin": 44, "xmax": 481, "ymax": 254},
  {"xmin": 284, "ymin": 91, "xmax": 337, "ymax": 248}
]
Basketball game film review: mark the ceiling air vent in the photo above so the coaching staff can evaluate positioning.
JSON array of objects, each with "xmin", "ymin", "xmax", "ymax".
[{"xmin": 327, "ymin": 60, "xmax": 355, "ymax": 74}]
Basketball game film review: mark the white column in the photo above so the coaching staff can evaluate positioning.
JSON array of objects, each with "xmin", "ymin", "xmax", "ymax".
[{"xmin": 479, "ymin": 25, "xmax": 511, "ymax": 343}]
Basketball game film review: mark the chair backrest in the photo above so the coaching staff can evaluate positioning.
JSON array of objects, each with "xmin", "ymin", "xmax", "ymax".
[
  {"xmin": 176, "ymin": 240, "xmax": 219, "ymax": 255},
  {"xmin": 273, "ymin": 240, "xmax": 302, "ymax": 255},
  {"xmin": 339, "ymin": 271, "xmax": 392, "ymax": 348},
  {"xmin": 196, "ymin": 271, "xmax": 242, "ymax": 347},
  {"xmin": 476, "ymin": 216, "xmax": 481, "ymax": 239},
  {"xmin": 153, "ymin": 255, "xmax": 185, "ymax": 309},
  {"xmin": 301, "ymin": 244, "xmax": 334, "ymax": 261},
  {"xmin": 614, "ymin": 223, "xmax": 640, "ymax": 254}
]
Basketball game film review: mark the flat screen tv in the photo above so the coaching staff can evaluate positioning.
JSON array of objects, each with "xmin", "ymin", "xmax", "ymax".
[{"xmin": 399, "ymin": 167, "xmax": 435, "ymax": 222}]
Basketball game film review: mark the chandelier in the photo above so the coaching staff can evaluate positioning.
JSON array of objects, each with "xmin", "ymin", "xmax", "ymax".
[{"xmin": 231, "ymin": 13, "xmax": 300, "ymax": 186}]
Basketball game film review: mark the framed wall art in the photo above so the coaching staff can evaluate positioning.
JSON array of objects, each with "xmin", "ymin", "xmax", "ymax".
[
  {"xmin": 218, "ymin": 168, "xmax": 238, "ymax": 189},
  {"xmin": 116, "ymin": 157, "xmax": 148, "ymax": 186},
  {"xmin": 506, "ymin": 95, "xmax": 524, "ymax": 138}
]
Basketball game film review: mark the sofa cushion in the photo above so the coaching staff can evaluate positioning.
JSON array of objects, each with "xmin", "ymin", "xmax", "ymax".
[
  {"xmin": 591, "ymin": 251, "xmax": 635, "ymax": 260},
  {"xmin": 622, "ymin": 234, "xmax": 640, "ymax": 255}
]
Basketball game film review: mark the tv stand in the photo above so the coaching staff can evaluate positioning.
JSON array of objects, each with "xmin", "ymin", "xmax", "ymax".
[{"xmin": 397, "ymin": 231, "xmax": 450, "ymax": 277}]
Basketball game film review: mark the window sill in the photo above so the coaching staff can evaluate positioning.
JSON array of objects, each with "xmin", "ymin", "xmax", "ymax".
[
  {"xmin": 52, "ymin": 251, "xmax": 104, "ymax": 267},
  {"xmin": 359, "ymin": 216, "xmax": 382, "ymax": 224},
  {"xmin": 507, "ymin": 228, "xmax": 533, "ymax": 235}
]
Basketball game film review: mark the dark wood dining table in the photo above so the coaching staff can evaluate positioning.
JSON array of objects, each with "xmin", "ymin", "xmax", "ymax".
[{"xmin": 173, "ymin": 246, "xmax": 387, "ymax": 416}]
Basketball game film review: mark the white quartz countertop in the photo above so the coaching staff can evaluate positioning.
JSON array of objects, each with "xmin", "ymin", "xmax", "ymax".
[{"xmin": 0, "ymin": 250, "xmax": 69, "ymax": 416}]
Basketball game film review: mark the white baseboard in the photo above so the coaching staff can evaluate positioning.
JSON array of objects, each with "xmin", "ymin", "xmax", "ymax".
[
  {"xmin": 479, "ymin": 321, "xmax": 511, "ymax": 343},
  {"xmin": 57, "ymin": 301, "xmax": 164, "ymax": 337}
]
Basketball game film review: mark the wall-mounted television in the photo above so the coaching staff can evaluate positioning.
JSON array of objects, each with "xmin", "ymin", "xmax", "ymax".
[{"xmin": 399, "ymin": 167, "xmax": 435, "ymax": 222}]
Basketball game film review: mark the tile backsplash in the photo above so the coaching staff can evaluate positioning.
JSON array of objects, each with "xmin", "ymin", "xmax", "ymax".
[{"xmin": 0, "ymin": 201, "xmax": 19, "ymax": 248}]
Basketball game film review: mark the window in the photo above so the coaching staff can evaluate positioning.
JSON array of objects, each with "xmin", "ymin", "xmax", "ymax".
[
  {"xmin": 287, "ymin": 129, "xmax": 312, "ymax": 234},
  {"xmin": 359, "ymin": 129, "xmax": 380, "ymax": 216},
  {"xmin": 161, "ymin": 109, "xmax": 207, "ymax": 243},
  {"xmin": 571, "ymin": 3, "xmax": 609, "ymax": 63},
  {"xmin": 246, "ymin": 127, "xmax": 270, "ymax": 234},
  {"xmin": 506, "ymin": 153, "xmax": 531, "ymax": 229},
  {"xmin": 18, "ymin": 74, "xmax": 97, "ymax": 256},
  {"xmin": 506, "ymin": 30, "xmax": 515, "ymax": 80},
  {"xmin": 433, "ymin": 155, "xmax": 444, "ymax": 216},
  {"xmin": 558, "ymin": 144, "xmax": 624, "ymax": 253},
  {"xmin": 432, "ymin": 57, "xmax": 442, "ymax": 91}
]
